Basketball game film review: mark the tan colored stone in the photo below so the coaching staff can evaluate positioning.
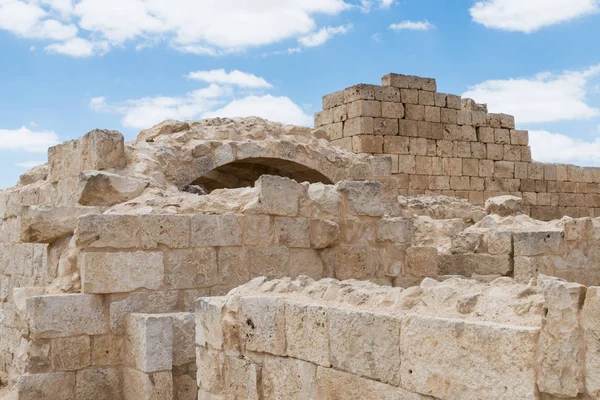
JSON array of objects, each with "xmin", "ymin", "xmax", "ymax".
[{"xmin": 52, "ymin": 336, "xmax": 90, "ymax": 371}]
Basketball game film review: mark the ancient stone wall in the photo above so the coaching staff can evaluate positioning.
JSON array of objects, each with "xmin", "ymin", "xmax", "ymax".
[
  {"xmin": 315, "ymin": 73, "xmax": 600, "ymax": 221},
  {"xmin": 195, "ymin": 275, "xmax": 600, "ymax": 400}
]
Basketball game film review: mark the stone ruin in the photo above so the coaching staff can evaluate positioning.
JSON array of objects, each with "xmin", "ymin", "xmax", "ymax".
[{"xmin": 0, "ymin": 73, "xmax": 599, "ymax": 399}]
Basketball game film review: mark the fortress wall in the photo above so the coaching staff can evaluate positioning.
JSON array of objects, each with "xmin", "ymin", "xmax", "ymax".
[
  {"xmin": 315, "ymin": 73, "xmax": 600, "ymax": 221},
  {"xmin": 194, "ymin": 275, "xmax": 600, "ymax": 400}
]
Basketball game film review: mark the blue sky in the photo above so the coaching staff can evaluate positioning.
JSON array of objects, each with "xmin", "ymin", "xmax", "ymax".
[{"xmin": 1, "ymin": 0, "xmax": 600, "ymax": 188}]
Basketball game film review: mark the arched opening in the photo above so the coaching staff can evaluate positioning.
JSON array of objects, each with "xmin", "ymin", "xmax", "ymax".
[{"xmin": 190, "ymin": 157, "xmax": 334, "ymax": 192}]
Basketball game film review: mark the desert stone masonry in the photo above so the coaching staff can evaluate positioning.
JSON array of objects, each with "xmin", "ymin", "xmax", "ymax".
[
  {"xmin": 316, "ymin": 73, "xmax": 600, "ymax": 221},
  {"xmin": 0, "ymin": 73, "xmax": 600, "ymax": 399}
]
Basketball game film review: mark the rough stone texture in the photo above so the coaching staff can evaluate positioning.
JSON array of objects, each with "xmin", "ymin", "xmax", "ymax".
[
  {"xmin": 583, "ymin": 286, "xmax": 600, "ymax": 398},
  {"xmin": 7, "ymin": 72, "xmax": 600, "ymax": 399},
  {"xmin": 125, "ymin": 313, "xmax": 173, "ymax": 373}
]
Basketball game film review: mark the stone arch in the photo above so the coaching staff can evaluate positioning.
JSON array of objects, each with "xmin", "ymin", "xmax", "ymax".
[{"xmin": 181, "ymin": 139, "xmax": 383, "ymax": 191}]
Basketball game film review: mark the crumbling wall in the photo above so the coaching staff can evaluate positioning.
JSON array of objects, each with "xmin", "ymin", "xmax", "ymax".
[
  {"xmin": 195, "ymin": 275, "xmax": 600, "ymax": 400},
  {"xmin": 315, "ymin": 73, "xmax": 600, "ymax": 221}
]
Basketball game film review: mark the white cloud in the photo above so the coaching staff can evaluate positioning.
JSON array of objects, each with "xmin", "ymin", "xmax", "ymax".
[
  {"xmin": 15, "ymin": 160, "xmax": 45, "ymax": 168},
  {"xmin": 390, "ymin": 20, "xmax": 435, "ymax": 31},
  {"xmin": 45, "ymin": 37, "xmax": 108, "ymax": 57},
  {"xmin": 529, "ymin": 129, "xmax": 600, "ymax": 165},
  {"xmin": 91, "ymin": 70, "xmax": 312, "ymax": 129},
  {"xmin": 0, "ymin": 0, "xmax": 352, "ymax": 56},
  {"xmin": 470, "ymin": 0, "xmax": 600, "ymax": 33},
  {"xmin": 463, "ymin": 64, "xmax": 600, "ymax": 124},
  {"xmin": 0, "ymin": 126, "xmax": 60, "ymax": 153},
  {"xmin": 359, "ymin": 0, "xmax": 393, "ymax": 13},
  {"xmin": 187, "ymin": 69, "xmax": 272, "ymax": 89},
  {"xmin": 203, "ymin": 95, "xmax": 313, "ymax": 126},
  {"xmin": 298, "ymin": 24, "xmax": 352, "ymax": 47}
]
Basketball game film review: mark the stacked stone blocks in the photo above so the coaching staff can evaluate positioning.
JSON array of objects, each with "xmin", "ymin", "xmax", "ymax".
[{"xmin": 315, "ymin": 73, "xmax": 600, "ymax": 220}]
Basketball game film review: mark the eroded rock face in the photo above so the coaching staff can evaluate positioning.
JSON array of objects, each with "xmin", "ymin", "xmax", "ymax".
[{"xmin": 485, "ymin": 195, "xmax": 524, "ymax": 217}]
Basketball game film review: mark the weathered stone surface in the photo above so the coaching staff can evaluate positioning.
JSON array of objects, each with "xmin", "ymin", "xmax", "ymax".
[
  {"xmin": 262, "ymin": 356, "xmax": 317, "ymax": 400},
  {"xmin": 401, "ymin": 314, "xmax": 539, "ymax": 400},
  {"xmin": 125, "ymin": 313, "xmax": 173, "ymax": 373},
  {"xmin": 316, "ymin": 367, "xmax": 430, "ymax": 400},
  {"xmin": 239, "ymin": 296, "xmax": 286, "ymax": 356},
  {"xmin": 164, "ymin": 248, "xmax": 218, "ymax": 289},
  {"xmin": 26, "ymin": 294, "xmax": 108, "ymax": 339},
  {"xmin": 537, "ymin": 275, "xmax": 586, "ymax": 397},
  {"xmin": 123, "ymin": 368, "xmax": 173, "ymax": 400},
  {"xmin": 485, "ymin": 195, "xmax": 524, "ymax": 216},
  {"xmin": 167, "ymin": 312, "xmax": 195, "ymax": 366},
  {"xmin": 75, "ymin": 367, "xmax": 123, "ymax": 400},
  {"xmin": 77, "ymin": 171, "xmax": 147, "ymax": 206},
  {"xmin": 92, "ymin": 334, "xmax": 124, "ymax": 366},
  {"xmin": 243, "ymin": 175, "xmax": 300, "ymax": 216},
  {"xmin": 81, "ymin": 251, "xmax": 164, "ymax": 294},
  {"xmin": 329, "ymin": 308, "xmax": 401, "ymax": 385},
  {"xmin": 285, "ymin": 300, "xmax": 330, "ymax": 367},
  {"xmin": 191, "ymin": 214, "xmax": 242, "ymax": 247},
  {"xmin": 109, "ymin": 291, "xmax": 179, "ymax": 335},
  {"xmin": 583, "ymin": 286, "xmax": 600, "ymax": 398},
  {"xmin": 51, "ymin": 336, "xmax": 90, "ymax": 371},
  {"xmin": 17, "ymin": 372, "xmax": 76, "ymax": 400},
  {"xmin": 20, "ymin": 206, "xmax": 100, "ymax": 243}
]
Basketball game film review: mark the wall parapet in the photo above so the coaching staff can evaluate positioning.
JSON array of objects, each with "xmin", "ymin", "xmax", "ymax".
[{"xmin": 315, "ymin": 73, "xmax": 600, "ymax": 220}]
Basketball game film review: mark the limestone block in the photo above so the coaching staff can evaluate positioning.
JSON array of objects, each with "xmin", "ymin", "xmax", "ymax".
[
  {"xmin": 511, "ymin": 129, "xmax": 529, "ymax": 145},
  {"xmin": 381, "ymin": 102, "xmax": 404, "ymax": 119},
  {"xmin": 125, "ymin": 313, "xmax": 173, "ymax": 373},
  {"xmin": 51, "ymin": 336, "xmax": 91, "ymax": 371},
  {"xmin": 196, "ymin": 297, "xmax": 227, "ymax": 351},
  {"xmin": 246, "ymin": 247, "xmax": 290, "ymax": 279},
  {"xmin": 374, "ymin": 118, "xmax": 399, "ymax": 136},
  {"xmin": 26, "ymin": 294, "xmax": 108, "ymax": 339},
  {"xmin": 564, "ymin": 217, "xmax": 594, "ymax": 241},
  {"xmin": 196, "ymin": 346, "xmax": 225, "ymax": 394},
  {"xmin": 243, "ymin": 175, "xmax": 300, "ymax": 217},
  {"xmin": 109, "ymin": 291, "xmax": 179, "ymax": 335},
  {"xmin": 77, "ymin": 171, "xmax": 147, "ymax": 207},
  {"xmin": 320, "ymin": 121, "xmax": 343, "ymax": 140},
  {"xmin": 174, "ymin": 375, "xmax": 197, "ymax": 400},
  {"xmin": 240, "ymin": 296, "xmax": 286, "ymax": 355},
  {"xmin": 344, "ymin": 117, "xmax": 374, "ymax": 137},
  {"xmin": 485, "ymin": 195, "xmax": 524, "ymax": 216},
  {"xmin": 418, "ymin": 91, "xmax": 435, "ymax": 106},
  {"xmin": 164, "ymin": 248, "xmax": 218, "ymax": 290},
  {"xmin": 75, "ymin": 367, "xmax": 123, "ymax": 400},
  {"xmin": 439, "ymin": 253, "xmax": 512, "ymax": 276},
  {"xmin": 337, "ymin": 180, "xmax": 385, "ymax": 217},
  {"xmin": 285, "ymin": 299, "xmax": 330, "ymax": 367},
  {"xmin": 76, "ymin": 214, "xmax": 140, "ymax": 248},
  {"xmin": 322, "ymin": 90, "xmax": 344, "ymax": 110},
  {"xmin": 329, "ymin": 308, "xmax": 402, "ymax": 385},
  {"xmin": 537, "ymin": 276, "xmax": 586, "ymax": 397},
  {"xmin": 334, "ymin": 244, "xmax": 380, "ymax": 280},
  {"xmin": 262, "ymin": 356, "xmax": 317, "ymax": 400},
  {"xmin": 273, "ymin": 217, "xmax": 309, "ymax": 248},
  {"xmin": 290, "ymin": 249, "xmax": 324, "ymax": 279},
  {"xmin": 376, "ymin": 217, "xmax": 413, "ymax": 243},
  {"xmin": 405, "ymin": 104, "xmax": 425, "ymax": 121},
  {"xmin": 344, "ymin": 84, "xmax": 379, "ymax": 102},
  {"xmin": 167, "ymin": 312, "xmax": 196, "ymax": 367},
  {"xmin": 140, "ymin": 214, "xmax": 190, "ymax": 249},
  {"xmin": 405, "ymin": 246, "xmax": 438, "ymax": 277},
  {"xmin": 123, "ymin": 368, "xmax": 173, "ymax": 400},
  {"xmin": 399, "ymin": 119, "xmax": 418, "ymax": 137},
  {"xmin": 191, "ymin": 214, "xmax": 242, "ymax": 247},
  {"xmin": 20, "ymin": 206, "xmax": 100, "ymax": 243},
  {"xmin": 513, "ymin": 256, "xmax": 555, "ymax": 283},
  {"xmin": 81, "ymin": 251, "xmax": 164, "ymax": 294},
  {"xmin": 316, "ymin": 366, "xmax": 430, "ymax": 400},
  {"xmin": 401, "ymin": 314, "xmax": 539, "ymax": 400},
  {"xmin": 486, "ymin": 230, "xmax": 513, "ymax": 255},
  {"xmin": 218, "ymin": 247, "xmax": 249, "ymax": 286},
  {"xmin": 18, "ymin": 372, "xmax": 76, "ymax": 400},
  {"xmin": 513, "ymin": 231, "xmax": 563, "ymax": 256},
  {"xmin": 92, "ymin": 333, "xmax": 124, "ymax": 366},
  {"xmin": 222, "ymin": 355, "xmax": 260, "ymax": 400},
  {"xmin": 351, "ymin": 134, "xmax": 383, "ymax": 153},
  {"xmin": 309, "ymin": 219, "xmax": 340, "ymax": 249},
  {"xmin": 346, "ymin": 100, "xmax": 381, "ymax": 118},
  {"xmin": 583, "ymin": 287, "xmax": 600, "ymax": 398},
  {"xmin": 242, "ymin": 215, "xmax": 273, "ymax": 247}
]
